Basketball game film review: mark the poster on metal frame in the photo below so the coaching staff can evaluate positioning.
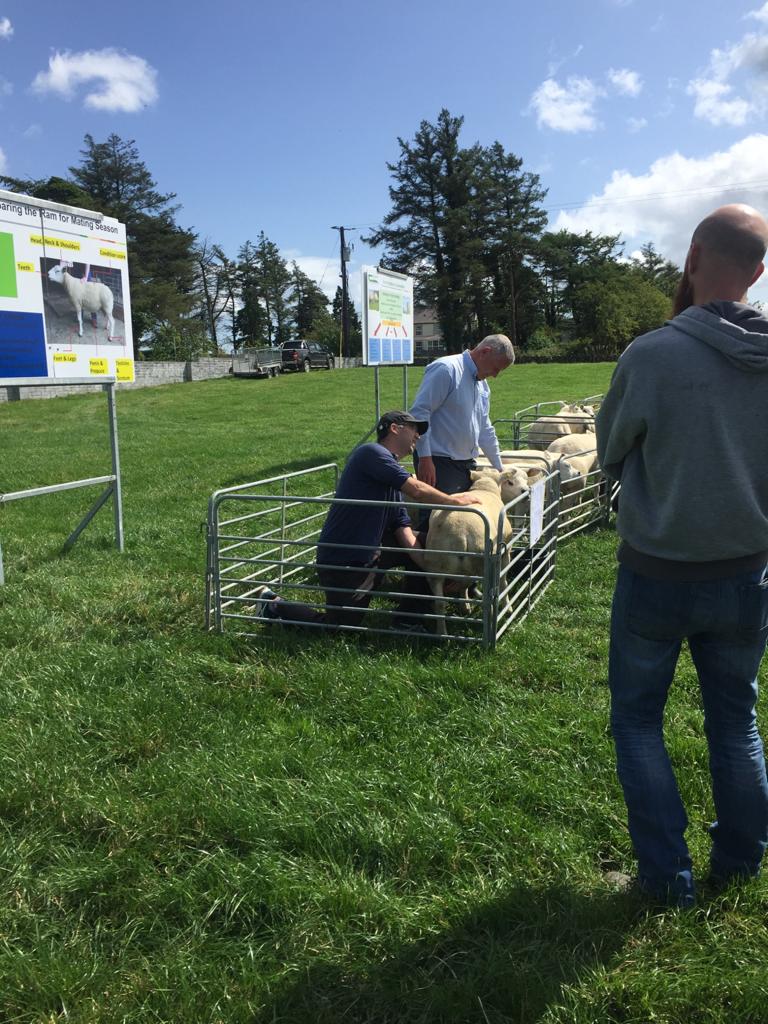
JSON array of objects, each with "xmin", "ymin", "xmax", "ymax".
[
  {"xmin": 361, "ymin": 265, "xmax": 414, "ymax": 366},
  {"xmin": 0, "ymin": 190, "xmax": 135, "ymax": 382}
]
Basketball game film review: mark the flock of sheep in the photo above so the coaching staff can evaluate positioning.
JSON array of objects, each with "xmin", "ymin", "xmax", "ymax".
[{"xmin": 421, "ymin": 402, "xmax": 600, "ymax": 635}]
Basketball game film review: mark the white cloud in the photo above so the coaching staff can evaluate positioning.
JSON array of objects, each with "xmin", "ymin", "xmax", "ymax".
[
  {"xmin": 687, "ymin": 78, "xmax": 750, "ymax": 126},
  {"xmin": 553, "ymin": 134, "xmax": 768, "ymax": 300},
  {"xmin": 0, "ymin": 17, "xmax": 12, "ymax": 39},
  {"xmin": 627, "ymin": 116, "xmax": 648, "ymax": 132},
  {"xmin": 687, "ymin": 30, "xmax": 768, "ymax": 125},
  {"xmin": 746, "ymin": 2, "xmax": 768, "ymax": 23},
  {"xmin": 31, "ymin": 48, "xmax": 158, "ymax": 113},
  {"xmin": 22, "ymin": 123, "xmax": 41, "ymax": 139},
  {"xmin": 0, "ymin": 147, "xmax": 7, "ymax": 173},
  {"xmin": 529, "ymin": 76, "xmax": 602, "ymax": 132},
  {"xmin": 608, "ymin": 67, "xmax": 643, "ymax": 96},
  {"xmin": 0, "ymin": 75, "xmax": 11, "ymax": 97}
]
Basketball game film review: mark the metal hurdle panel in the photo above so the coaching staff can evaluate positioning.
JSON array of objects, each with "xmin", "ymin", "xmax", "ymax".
[
  {"xmin": 495, "ymin": 466, "xmax": 560, "ymax": 643},
  {"xmin": 206, "ymin": 464, "xmax": 521, "ymax": 647},
  {"xmin": 493, "ymin": 400, "xmax": 569, "ymax": 449},
  {"xmin": 556, "ymin": 448, "xmax": 611, "ymax": 542},
  {"xmin": 205, "ymin": 464, "xmax": 339, "ymax": 631}
]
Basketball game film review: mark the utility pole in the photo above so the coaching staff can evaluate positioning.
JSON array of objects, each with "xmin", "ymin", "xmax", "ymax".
[{"xmin": 331, "ymin": 226, "xmax": 354, "ymax": 359}]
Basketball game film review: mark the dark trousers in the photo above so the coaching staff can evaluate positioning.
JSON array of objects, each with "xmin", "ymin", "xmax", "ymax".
[
  {"xmin": 264, "ymin": 530, "xmax": 430, "ymax": 630},
  {"xmin": 413, "ymin": 453, "xmax": 475, "ymax": 531}
]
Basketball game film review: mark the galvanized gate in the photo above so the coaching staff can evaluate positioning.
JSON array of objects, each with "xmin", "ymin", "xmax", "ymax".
[{"xmin": 206, "ymin": 465, "xmax": 558, "ymax": 648}]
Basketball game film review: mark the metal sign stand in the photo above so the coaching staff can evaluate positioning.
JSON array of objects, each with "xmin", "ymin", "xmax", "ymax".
[
  {"xmin": 0, "ymin": 377, "xmax": 124, "ymax": 583},
  {"xmin": 373, "ymin": 363, "xmax": 409, "ymax": 423}
]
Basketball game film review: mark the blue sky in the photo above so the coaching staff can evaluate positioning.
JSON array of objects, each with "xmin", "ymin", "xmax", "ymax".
[{"xmin": 3, "ymin": 0, "xmax": 768, "ymax": 306}]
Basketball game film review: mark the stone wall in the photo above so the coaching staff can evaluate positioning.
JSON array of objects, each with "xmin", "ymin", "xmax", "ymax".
[
  {"xmin": 0, "ymin": 356, "xmax": 368, "ymax": 402},
  {"xmin": 0, "ymin": 358, "xmax": 230, "ymax": 402}
]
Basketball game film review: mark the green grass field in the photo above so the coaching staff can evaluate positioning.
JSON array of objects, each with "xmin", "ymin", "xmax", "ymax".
[{"xmin": 1, "ymin": 364, "xmax": 766, "ymax": 1023}]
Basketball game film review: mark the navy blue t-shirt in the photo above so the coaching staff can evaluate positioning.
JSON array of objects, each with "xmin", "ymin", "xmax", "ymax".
[{"xmin": 317, "ymin": 443, "xmax": 412, "ymax": 566}]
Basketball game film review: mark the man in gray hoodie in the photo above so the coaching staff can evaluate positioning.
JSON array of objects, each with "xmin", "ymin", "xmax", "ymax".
[{"xmin": 596, "ymin": 204, "xmax": 768, "ymax": 907}]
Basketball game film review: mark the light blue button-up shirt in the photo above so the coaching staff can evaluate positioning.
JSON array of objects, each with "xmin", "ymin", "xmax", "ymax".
[{"xmin": 410, "ymin": 350, "xmax": 503, "ymax": 470}]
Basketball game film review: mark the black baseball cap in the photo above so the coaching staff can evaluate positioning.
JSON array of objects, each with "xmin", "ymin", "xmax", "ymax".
[{"xmin": 376, "ymin": 410, "xmax": 429, "ymax": 439}]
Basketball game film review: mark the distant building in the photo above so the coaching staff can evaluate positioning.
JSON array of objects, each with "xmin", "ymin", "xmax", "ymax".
[{"xmin": 414, "ymin": 305, "xmax": 446, "ymax": 362}]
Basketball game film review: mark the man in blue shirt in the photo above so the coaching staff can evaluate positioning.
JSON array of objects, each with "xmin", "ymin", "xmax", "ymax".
[
  {"xmin": 256, "ymin": 411, "xmax": 480, "ymax": 630},
  {"xmin": 409, "ymin": 335, "xmax": 514, "ymax": 521}
]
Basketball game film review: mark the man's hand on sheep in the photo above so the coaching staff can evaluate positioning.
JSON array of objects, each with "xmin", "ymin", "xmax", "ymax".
[
  {"xmin": 450, "ymin": 492, "xmax": 483, "ymax": 506},
  {"xmin": 401, "ymin": 477, "xmax": 482, "ymax": 507}
]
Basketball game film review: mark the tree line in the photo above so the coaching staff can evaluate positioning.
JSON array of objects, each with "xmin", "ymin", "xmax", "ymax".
[
  {"xmin": 1, "ymin": 134, "xmax": 361, "ymax": 360},
  {"xmin": 365, "ymin": 109, "xmax": 681, "ymax": 360},
  {"xmin": 2, "ymin": 116, "xmax": 680, "ymax": 361}
]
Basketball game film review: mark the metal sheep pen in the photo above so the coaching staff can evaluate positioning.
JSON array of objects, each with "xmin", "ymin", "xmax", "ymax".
[{"xmin": 205, "ymin": 393, "xmax": 615, "ymax": 647}]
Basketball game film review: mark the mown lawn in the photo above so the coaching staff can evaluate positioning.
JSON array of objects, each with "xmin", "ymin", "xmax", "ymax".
[{"xmin": 0, "ymin": 364, "xmax": 766, "ymax": 1023}]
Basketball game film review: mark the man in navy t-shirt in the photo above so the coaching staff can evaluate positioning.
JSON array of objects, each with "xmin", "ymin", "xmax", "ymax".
[{"xmin": 257, "ymin": 410, "xmax": 481, "ymax": 630}]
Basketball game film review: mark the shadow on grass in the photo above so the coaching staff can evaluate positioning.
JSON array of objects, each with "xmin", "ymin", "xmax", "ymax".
[{"xmin": 258, "ymin": 882, "xmax": 636, "ymax": 1023}]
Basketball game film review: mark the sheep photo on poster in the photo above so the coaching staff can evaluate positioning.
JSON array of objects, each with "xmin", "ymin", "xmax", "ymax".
[{"xmin": 41, "ymin": 256, "xmax": 126, "ymax": 347}]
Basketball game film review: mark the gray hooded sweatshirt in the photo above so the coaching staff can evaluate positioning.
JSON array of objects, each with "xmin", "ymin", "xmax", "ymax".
[{"xmin": 596, "ymin": 302, "xmax": 768, "ymax": 574}]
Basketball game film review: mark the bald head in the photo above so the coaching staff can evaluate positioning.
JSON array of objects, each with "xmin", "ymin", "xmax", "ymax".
[
  {"xmin": 692, "ymin": 204, "xmax": 768, "ymax": 276},
  {"xmin": 677, "ymin": 204, "xmax": 768, "ymax": 311}
]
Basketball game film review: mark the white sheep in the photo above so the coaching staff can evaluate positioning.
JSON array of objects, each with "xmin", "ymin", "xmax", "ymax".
[
  {"xmin": 547, "ymin": 433, "xmax": 600, "ymax": 510},
  {"xmin": 527, "ymin": 403, "xmax": 595, "ymax": 450},
  {"xmin": 422, "ymin": 470, "xmax": 515, "ymax": 636},
  {"xmin": 48, "ymin": 264, "xmax": 115, "ymax": 339},
  {"xmin": 476, "ymin": 449, "xmax": 556, "ymax": 479}
]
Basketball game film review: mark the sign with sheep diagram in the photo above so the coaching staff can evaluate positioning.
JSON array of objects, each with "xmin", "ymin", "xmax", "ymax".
[
  {"xmin": 0, "ymin": 191, "xmax": 134, "ymax": 381},
  {"xmin": 361, "ymin": 265, "xmax": 414, "ymax": 366}
]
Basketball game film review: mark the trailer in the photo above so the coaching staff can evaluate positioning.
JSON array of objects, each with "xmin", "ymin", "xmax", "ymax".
[{"xmin": 232, "ymin": 347, "xmax": 283, "ymax": 378}]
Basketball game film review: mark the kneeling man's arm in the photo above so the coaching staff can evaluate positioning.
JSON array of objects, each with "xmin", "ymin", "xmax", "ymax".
[{"xmin": 401, "ymin": 477, "xmax": 481, "ymax": 507}]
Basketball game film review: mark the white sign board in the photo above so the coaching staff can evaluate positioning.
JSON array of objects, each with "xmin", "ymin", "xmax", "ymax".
[
  {"xmin": 361, "ymin": 265, "xmax": 414, "ymax": 366},
  {"xmin": 529, "ymin": 479, "xmax": 546, "ymax": 546},
  {"xmin": 0, "ymin": 192, "xmax": 134, "ymax": 382}
]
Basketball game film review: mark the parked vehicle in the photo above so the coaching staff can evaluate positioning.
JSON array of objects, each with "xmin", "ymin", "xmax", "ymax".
[
  {"xmin": 232, "ymin": 347, "xmax": 283, "ymax": 378},
  {"xmin": 281, "ymin": 340, "xmax": 335, "ymax": 372}
]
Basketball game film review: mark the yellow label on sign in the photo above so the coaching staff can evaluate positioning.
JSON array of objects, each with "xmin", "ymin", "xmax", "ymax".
[
  {"xmin": 89, "ymin": 358, "xmax": 109, "ymax": 375},
  {"xmin": 99, "ymin": 247, "xmax": 126, "ymax": 260},
  {"xmin": 53, "ymin": 352, "xmax": 78, "ymax": 363},
  {"xmin": 29, "ymin": 235, "xmax": 81, "ymax": 251},
  {"xmin": 16, "ymin": 261, "xmax": 34, "ymax": 272},
  {"xmin": 115, "ymin": 358, "xmax": 134, "ymax": 382}
]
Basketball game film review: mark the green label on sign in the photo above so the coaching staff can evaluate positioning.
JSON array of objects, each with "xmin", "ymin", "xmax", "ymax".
[
  {"xmin": 379, "ymin": 290, "xmax": 403, "ymax": 321},
  {"xmin": 0, "ymin": 232, "xmax": 18, "ymax": 298}
]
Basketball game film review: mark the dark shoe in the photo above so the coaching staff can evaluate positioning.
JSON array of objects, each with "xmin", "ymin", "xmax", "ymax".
[
  {"xmin": 705, "ymin": 868, "xmax": 759, "ymax": 894},
  {"xmin": 606, "ymin": 869, "xmax": 696, "ymax": 909},
  {"xmin": 252, "ymin": 584, "xmax": 279, "ymax": 618}
]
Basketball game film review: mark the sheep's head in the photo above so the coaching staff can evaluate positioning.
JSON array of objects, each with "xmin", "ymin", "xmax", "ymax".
[
  {"xmin": 580, "ymin": 405, "xmax": 596, "ymax": 417},
  {"xmin": 557, "ymin": 459, "xmax": 583, "ymax": 485},
  {"xmin": 499, "ymin": 466, "xmax": 530, "ymax": 504},
  {"xmin": 47, "ymin": 264, "xmax": 65, "ymax": 284}
]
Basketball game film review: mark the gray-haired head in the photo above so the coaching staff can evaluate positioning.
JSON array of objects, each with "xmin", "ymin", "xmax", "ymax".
[{"xmin": 475, "ymin": 333, "xmax": 515, "ymax": 363}]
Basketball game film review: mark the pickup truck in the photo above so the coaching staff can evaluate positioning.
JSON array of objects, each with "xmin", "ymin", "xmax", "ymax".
[{"xmin": 281, "ymin": 340, "xmax": 335, "ymax": 372}]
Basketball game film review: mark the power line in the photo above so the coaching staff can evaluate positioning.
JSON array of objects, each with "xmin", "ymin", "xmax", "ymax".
[
  {"xmin": 351, "ymin": 178, "xmax": 768, "ymax": 232},
  {"xmin": 544, "ymin": 177, "xmax": 768, "ymax": 214}
]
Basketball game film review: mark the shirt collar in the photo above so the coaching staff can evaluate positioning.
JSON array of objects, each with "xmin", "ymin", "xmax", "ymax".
[{"xmin": 462, "ymin": 349, "xmax": 478, "ymax": 380}]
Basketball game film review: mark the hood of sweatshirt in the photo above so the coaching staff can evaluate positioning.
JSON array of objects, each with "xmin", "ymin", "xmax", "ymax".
[{"xmin": 670, "ymin": 301, "xmax": 768, "ymax": 372}]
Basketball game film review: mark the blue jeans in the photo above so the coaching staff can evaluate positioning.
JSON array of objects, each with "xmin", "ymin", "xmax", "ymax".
[{"xmin": 609, "ymin": 564, "xmax": 768, "ymax": 895}]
